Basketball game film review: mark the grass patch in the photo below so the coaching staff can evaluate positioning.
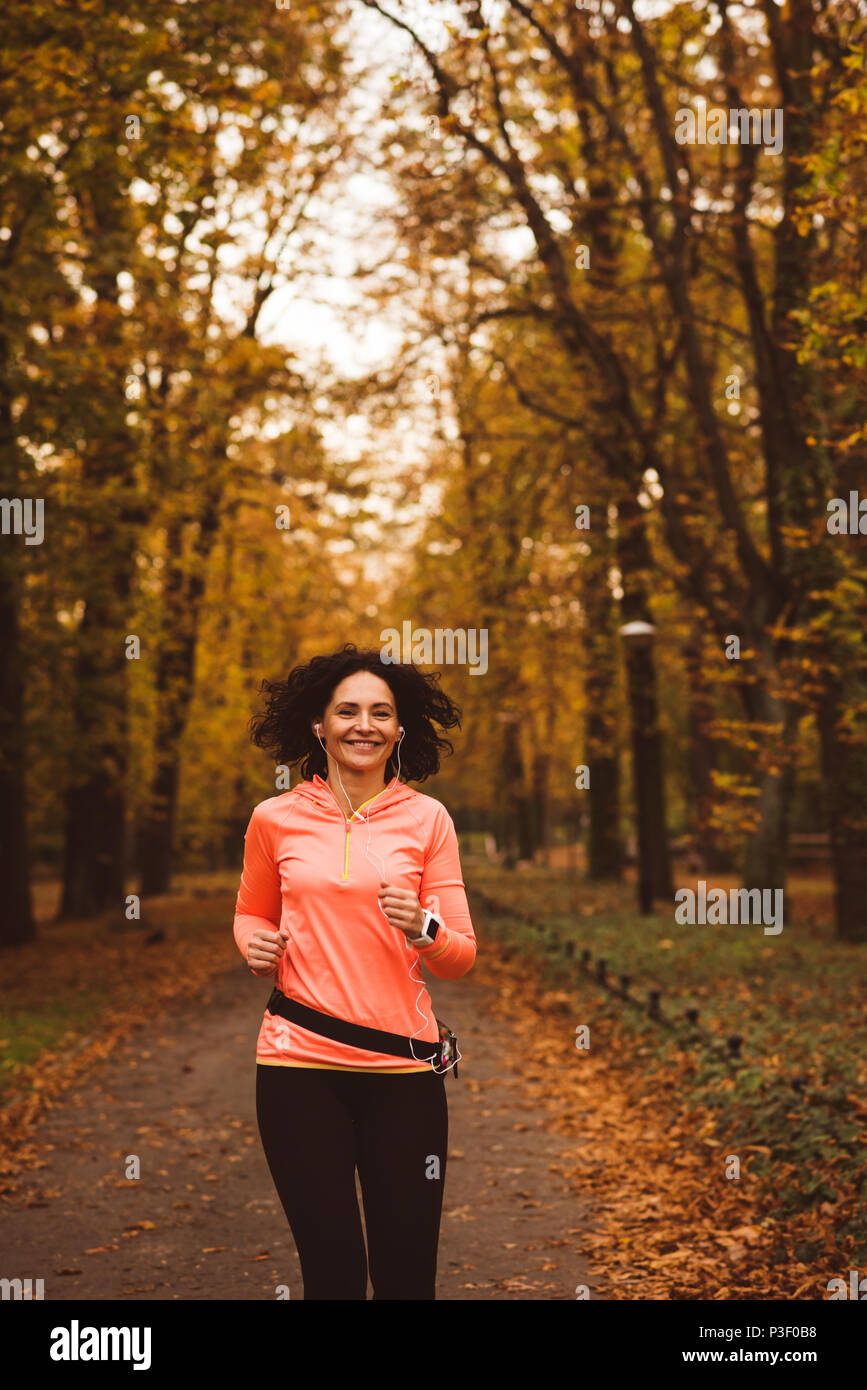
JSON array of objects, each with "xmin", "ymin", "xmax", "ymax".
[
  {"xmin": 0, "ymin": 879, "xmax": 244, "ymax": 1107},
  {"xmin": 467, "ymin": 863, "xmax": 867, "ymax": 1260}
]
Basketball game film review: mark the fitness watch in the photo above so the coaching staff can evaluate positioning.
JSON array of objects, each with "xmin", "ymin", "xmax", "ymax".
[{"xmin": 414, "ymin": 910, "xmax": 441, "ymax": 947}]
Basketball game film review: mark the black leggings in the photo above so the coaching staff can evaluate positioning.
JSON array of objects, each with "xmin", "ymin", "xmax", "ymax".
[{"xmin": 255, "ymin": 1062, "xmax": 448, "ymax": 1300}]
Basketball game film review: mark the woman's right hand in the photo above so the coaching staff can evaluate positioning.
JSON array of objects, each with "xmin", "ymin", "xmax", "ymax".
[{"xmin": 246, "ymin": 927, "xmax": 289, "ymax": 976}]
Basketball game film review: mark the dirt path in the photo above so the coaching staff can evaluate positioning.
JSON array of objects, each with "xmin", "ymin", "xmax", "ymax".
[{"xmin": 1, "ymin": 962, "xmax": 611, "ymax": 1301}]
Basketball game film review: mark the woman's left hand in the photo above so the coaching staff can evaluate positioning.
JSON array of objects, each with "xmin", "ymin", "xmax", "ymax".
[{"xmin": 378, "ymin": 881, "xmax": 424, "ymax": 940}]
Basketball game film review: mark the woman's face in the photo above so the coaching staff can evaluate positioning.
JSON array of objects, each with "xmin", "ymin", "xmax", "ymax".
[{"xmin": 315, "ymin": 671, "xmax": 401, "ymax": 779}]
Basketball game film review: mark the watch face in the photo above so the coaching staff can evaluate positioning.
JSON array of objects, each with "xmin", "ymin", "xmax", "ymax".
[{"xmin": 426, "ymin": 917, "xmax": 440, "ymax": 942}]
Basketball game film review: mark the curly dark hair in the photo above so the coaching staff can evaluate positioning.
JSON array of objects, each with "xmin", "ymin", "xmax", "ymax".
[{"xmin": 248, "ymin": 643, "xmax": 462, "ymax": 783}]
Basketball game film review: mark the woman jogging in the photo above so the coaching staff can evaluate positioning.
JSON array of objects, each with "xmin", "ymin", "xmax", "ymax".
[{"xmin": 233, "ymin": 643, "xmax": 477, "ymax": 1300}]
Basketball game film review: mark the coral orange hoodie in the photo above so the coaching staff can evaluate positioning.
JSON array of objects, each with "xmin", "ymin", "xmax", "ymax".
[{"xmin": 233, "ymin": 774, "xmax": 477, "ymax": 1072}]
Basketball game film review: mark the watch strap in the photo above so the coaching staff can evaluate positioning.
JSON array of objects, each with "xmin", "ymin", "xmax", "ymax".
[{"xmin": 415, "ymin": 910, "xmax": 441, "ymax": 946}]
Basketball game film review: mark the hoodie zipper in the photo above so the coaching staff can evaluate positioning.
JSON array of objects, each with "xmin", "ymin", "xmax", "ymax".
[{"xmin": 331, "ymin": 783, "xmax": 392, "ymax": 881}]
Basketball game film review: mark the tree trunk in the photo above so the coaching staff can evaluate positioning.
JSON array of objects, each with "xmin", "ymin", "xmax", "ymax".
[
  {"xmin": 530, "ymin": 748, "xmax": 550, "ymax": 865},
  {"xmin": 586, "ymin": 736, "xmax": 621, "ymax": 879},
  {"xmin": 584, "ymin": 644, "xmax": 622, "ymax": 880},
  {"xmin": 58, "ymin": 149, "xmax": 141, "ymax": 920},
  {"xmin": 817, "ymin": 677, "xmax": 867, "ymax": 942},
  {"xmin": 741, "ymin": 741, "xmax": 795, "ymax": 892},
  {"xmin": 0, "ymin": 333, "xmax": 36, "ymax": 946},
  {"xmin": 138, "ymin": 745, "xmax": 183, "ymax": 897},
  {"xmin": 137, "ymin": 616, "xmax": 205, "ymax": 893},
  {"xmin": 138, "ymin": 503, "xmax": 220, "ymax": 896},
  {"xmin": 498, "ymin": 715, "xmax": 534, "ymax": 864},
  {"xmin": 739, "ymin": 643, "xmax": 799, "ymax": 892},
  {"xmin": 684, "ymin": 641, "xmax": 733, "ymax": 873}
]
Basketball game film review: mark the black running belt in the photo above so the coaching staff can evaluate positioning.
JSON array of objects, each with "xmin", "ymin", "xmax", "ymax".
[{"xmin": 265, "ymin": 986, "xmax": 442, "ymax": 1064}]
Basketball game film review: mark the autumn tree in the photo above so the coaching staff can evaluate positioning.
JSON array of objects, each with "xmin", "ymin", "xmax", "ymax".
[{"xmin": 359, "ymin": 0, "xmax": 865, "ymax": 932}]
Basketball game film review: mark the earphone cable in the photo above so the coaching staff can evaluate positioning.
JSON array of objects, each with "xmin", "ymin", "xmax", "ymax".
[{"xmin": 315, "ymin": 724, "xmax": 461, "ymax": 1076}]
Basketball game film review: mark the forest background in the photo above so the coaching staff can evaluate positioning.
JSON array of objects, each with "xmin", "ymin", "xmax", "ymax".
[{"xmin": 2, "ymin": 0, "xmax": 865, "ymax": 942}]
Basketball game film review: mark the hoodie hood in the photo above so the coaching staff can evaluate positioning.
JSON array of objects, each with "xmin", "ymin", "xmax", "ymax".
[{"xmin": 292, "ymin": 773, "xmax": 416, "ymax": 819}]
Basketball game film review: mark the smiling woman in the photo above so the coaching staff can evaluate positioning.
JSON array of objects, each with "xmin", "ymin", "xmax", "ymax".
[{"xmin": 234, "ymin": 642, "xmax": 475, "ymax": 1299}]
